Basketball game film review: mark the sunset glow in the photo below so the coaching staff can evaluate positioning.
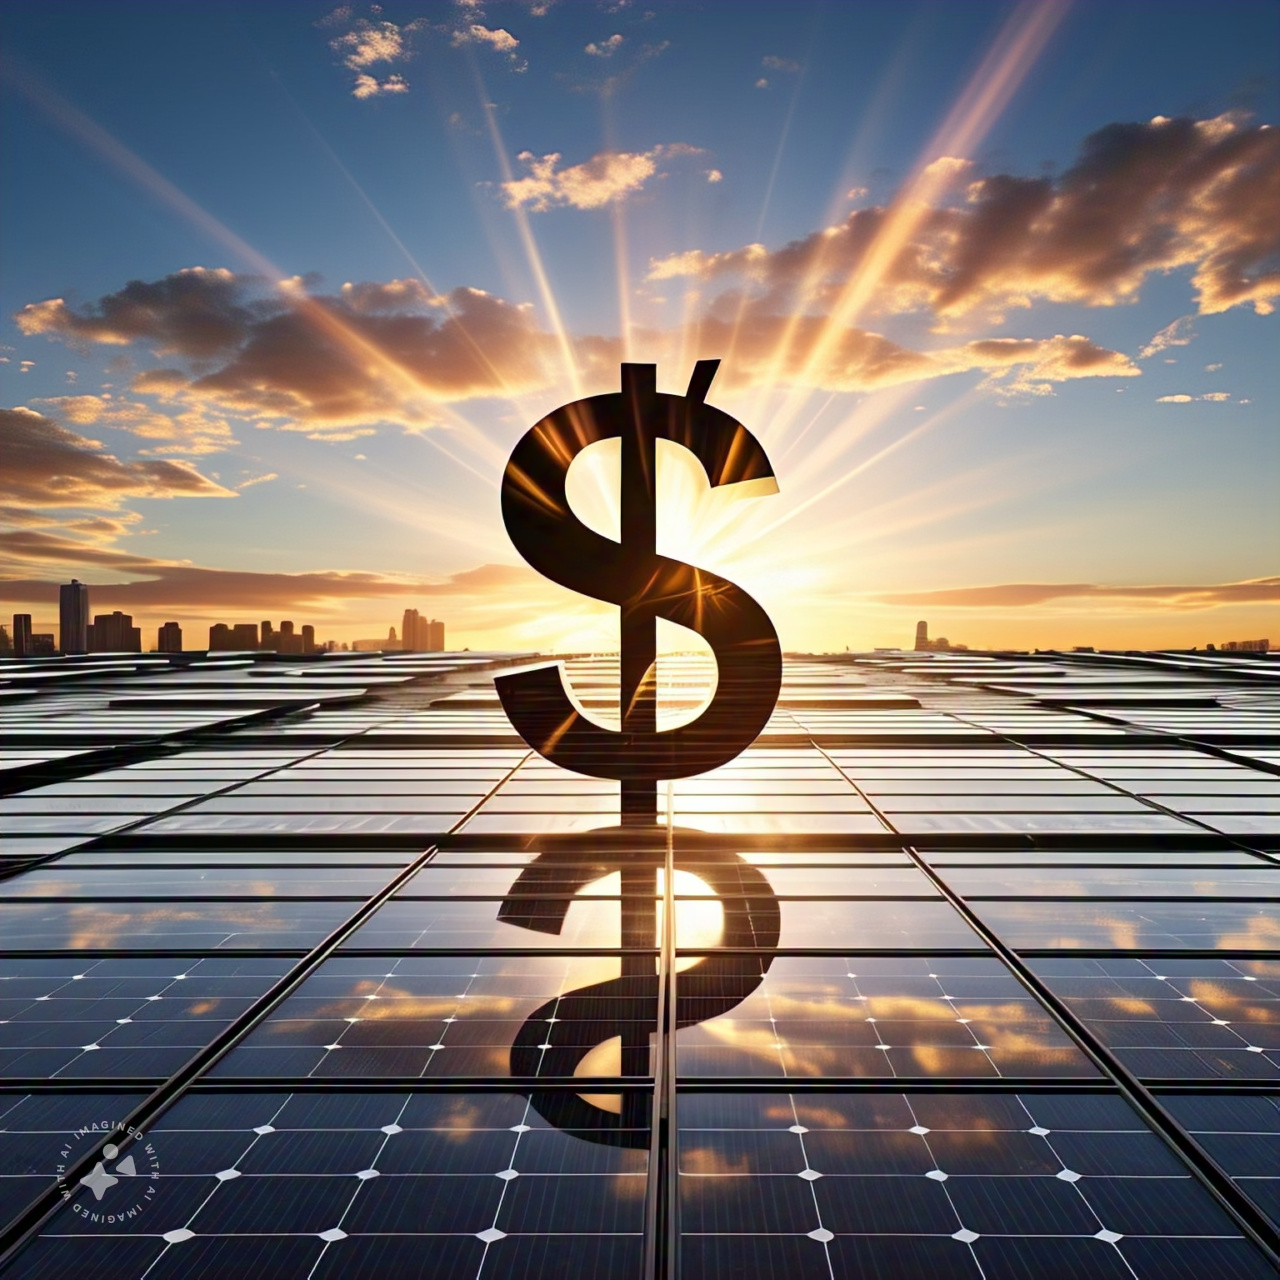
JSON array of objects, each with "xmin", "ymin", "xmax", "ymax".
[{"xmin": 2, "ymin": 2, "xmax": 1276, "ymax": 654}]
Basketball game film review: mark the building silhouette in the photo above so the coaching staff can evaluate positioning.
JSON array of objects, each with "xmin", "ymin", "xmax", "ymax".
[
  {"xmin": 87, "ymin": 610, "xmax": 141, "ymax": 653},
  {"xmin": 209, "ymin": 622, "xmax": 260, "ymax": 650},
  {"xmin": 207, "ymin": 619, "xmax": 319, "ymax": 653},
  {"xmin": 402, "ymin": 608, "xmax": 445, "ymax": 652},
  {"xmin": 913, "ymin": 619, "xmax": 967, "ymax": 652},
  {"xmin": 157, "ymin": 622, "xmax": 183, "ymax": 653},
  {"xmin": 12, "ymin": 614, "xmax": 32, "ymax": 658},
  {"xmin": 59, "ymin": 580, "xmax": 89, "ymax": 655}
]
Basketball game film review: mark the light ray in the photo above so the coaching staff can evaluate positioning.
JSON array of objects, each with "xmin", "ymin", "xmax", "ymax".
[
  {"xmin": 473, "ymin": 68, "xmax": 585, "ymax": 401},
  {"xmin": 8, "ymin": 60, "xmax": 510, "ymax": 475}
]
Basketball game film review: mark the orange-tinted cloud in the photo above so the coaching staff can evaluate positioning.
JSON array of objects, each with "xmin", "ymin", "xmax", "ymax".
[
  {"xmin": 2, "ymin": 407, "xmax": 234, "ymax": 509},
  {"xmin": 500, "ymin": 143, "xmax": 704, "ymax": 211},
  {"xmin": 0, "ymin": 531, "xmax": 536, "ymax": 610},
  {"xmin": 648, "ymin": 113, "xmax": 1280, "ymax": 320},
  {"xmin": 877, "ymin": 578, "xmax": 1280, "ymax": 609},
  {"xmin": 18, "ymin": 274, "xmax": 616, "ymax": 435}
]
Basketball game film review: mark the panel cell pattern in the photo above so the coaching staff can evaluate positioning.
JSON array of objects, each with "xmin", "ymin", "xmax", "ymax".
[{"xmin": 1, "ymin": 647, "xmax": 1278, "ymax": 1278}]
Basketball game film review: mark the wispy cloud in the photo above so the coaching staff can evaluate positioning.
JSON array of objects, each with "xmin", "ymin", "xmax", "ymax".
[
  {"xmin": 1, "ymin": 407, "xmax": 234, "ymax": 509},
  {"xmin": 585, "ymin": 34, "xmax": 624, "ymax": 58},
  {"xmin": 1139, "ymin": 315, "xmax": 1196, "ymax": 359},
  {"xmin": 877, "ymin": 578, "xmax": 1280, "ymax": 609},
  {"xmin": 500, "ymin": 143, "xmax": 704, "ymax": 211},
  {"xmin": 1156, "ymin": 391, "xmax": 1233, "ymax": 403},
  {"xmin": 236, "ymin": 472, "xmax": 279, "ymax": 490},
  {"xmin": 36, "ymin": 394, "xmax": 238, "ymax": 456}
]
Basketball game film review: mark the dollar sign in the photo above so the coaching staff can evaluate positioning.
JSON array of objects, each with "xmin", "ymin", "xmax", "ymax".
[{"xmin": 495, "ymin": 360, "xmax": 782, "ymax": 821}]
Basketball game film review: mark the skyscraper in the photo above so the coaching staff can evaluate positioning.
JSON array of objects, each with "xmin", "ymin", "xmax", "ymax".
[
  {"xmin": 59, "ymin": 579, "xmax": 89, "ymax": 654},
  {"xmin": 427, "ymin": 618, "xmax": 445, "ymax": 651},
  {"xmin": 87, "ymin": 611, "xmax": 141, "ymax": 653},
  {"xmin": 12, "ymin": 614, "xmax": 32, "ymax": 658},
  {"xmin": 914, "ymin": 620, "xmax": 929, "ymax": 651},
  {"xmin": 401, "ymin": 608, "xmax": 420, "ymax": 653},
  {"xmin": 301, "ymin": 624, "xmax": 316, "ymax": 654},
  {"xmin": 157, "ymin": 622, "xmax": 182, "ymax": 653}
]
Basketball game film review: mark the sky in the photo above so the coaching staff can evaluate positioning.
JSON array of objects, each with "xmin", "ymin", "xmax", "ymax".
[{"xmin": 2, "ymin": 0, "xmax": 1277, "ymax": 655}]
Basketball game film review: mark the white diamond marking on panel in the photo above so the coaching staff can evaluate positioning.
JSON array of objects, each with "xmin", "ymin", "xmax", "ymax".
[
  {"xmin": 476, "ymin": 1228, "xmax": 506, "ymax": 1243},
  {"xmin": 789, "ymin": 1125, "xmax": 809, "ymax": 1134},
  {"xmin": 162, "ymin": 1229, "xmax": 195, "ymax": 1244},
  {"xmin": 798, "ymin": 1168, "xmax": 822, "ymax": 1181},
  {"xmin": 318, "ymin": 1228, "xmax": 347, "ymax": 1242},
  {"xmin": 1027, "ymin": 1126, "xmax": 1050, "ymax": 1136},
  {"xmin": 355, "ymin": 1169, "xmax": 379, "ymax": 1180},
  {"xmin": 807, "ymin": 1228, "xmax": 834, "ymax": 1242},
  {"xmin": 1057, "ymin": 1169, "xmax": 1081, "ymax": 1183},
  {"xmin": 909, "ymin": 1125, "xmax": 930, "ymax": 1135},
  {"xmin": 214, "ymin": 1169, "xmax": 240, "ymax": 1182},
  {"xmin": 496, "ymin": 1168, "xmax": 519, "ymax": 1181},
  {"xmin": 253, "ymin": 1125, "xmax": 275, "ymax": 1135},
  {"xmin": 510, "ymin": 1124, "xmax": 531, "ymax": 1133},
  {"xmin": 1095, "ymin": 1229, "xmax": 1123, "ymax": 1243},
  {"xmin": 952, "ymin": 1229, "xmax": 980, "ymax": 1243},
  {"xmin": 381, "ymin": 1124, "xmax": 403, "ymax": 1135},
  {"xmin": 925, "ymin": 1170, "xmax": 949, "ymax": 1181}
]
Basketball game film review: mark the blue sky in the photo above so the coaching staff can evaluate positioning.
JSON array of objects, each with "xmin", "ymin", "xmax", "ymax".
[{"xmin": 3, "ymin": 0, "xmax": 1277, "ymax": 652}]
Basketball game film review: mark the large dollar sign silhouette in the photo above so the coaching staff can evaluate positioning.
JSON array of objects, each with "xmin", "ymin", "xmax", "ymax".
[{"xmin": 496, "ymin": 360, "xmax": 782, "ymax": 820}]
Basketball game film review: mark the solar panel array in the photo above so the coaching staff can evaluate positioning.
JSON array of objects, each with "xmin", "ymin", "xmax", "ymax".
[{"xmin": 0, "ymin": 645, "xmax": 1277, "ymax": 1278}]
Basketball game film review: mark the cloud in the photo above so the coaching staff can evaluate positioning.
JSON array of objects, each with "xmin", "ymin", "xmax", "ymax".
[
  {"xmin": 332, "ymin": 19, "xmax": 407, "ymax": 69},
  {"xmin": 36, "ymin": 394, "xmax": 238, "ymax": 456},
  {"xmin": 501, "ymin": 143, "xmax": 704, "ymax": 211},
  {"xmin": 17, "ymin": 267, "xmax": 258, "ymax": 357},
  {"xmin": 324, "ymin": 12, "xmax": 425, "ymax": 96},
  {"xmin": 1, "ymin": 407, "xmax": 235, "ymax": 509},
  {"xmin": 16, "ymin": 266, "xmax": 1138, "ymax": 427},
  {"xmin": 706, "ymin": 169, "xmax": 723, "ymax": 184},
  {"xmin": 453, "ymin": 22, "xmax": 524, "ymax": 69},
  {"xmin": 585, "ymin": 34, "xmax": 624, "ymax": 57},
  {"xmin": 761, "ymin": 56, "xmax": 801, "ymax": 72},
  {"xmin": 17, "ymin": 272, "xmax": 617, "ymax": 436},
  {"xmin": 1139, "ymin": 315, "xmax": 1196, "ymax": 359},
  {"xmin": 0, "ymin": 535, "xmax": 537, "ymax": 612},
  {"xmin": 352, "ymin": 73, "xmax": 408, "ymax": 99},
  {"xmin": 673, "ymin": 310, "xmax": 1138, "ymax": 396},
  {"xmin": 235, "ymin": 473, "xmax": 278, "ymax": 490},
  {"xmin": 1156, "ymin": 391, "xmax": 1232, "ymax": 403},
  {"xmin": 646, "ymin": 113, "xmax": 1280, "ymax": 319},
  {"xmin": 877, "ymin": 578, "xmax": 1280, "ymax": 609}
]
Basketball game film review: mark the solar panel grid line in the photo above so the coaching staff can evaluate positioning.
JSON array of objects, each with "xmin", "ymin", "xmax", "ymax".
[
  {"xmin": 0, "ymin": 742, "xmax": 535, "ymax": 1269},
  {"xmin": 902, "ymin": 845, "xmax": 1280, "ymax": 1266}
]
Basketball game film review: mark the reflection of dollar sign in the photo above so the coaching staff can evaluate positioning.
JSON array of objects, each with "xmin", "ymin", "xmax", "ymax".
[
  {"xmin": 495, "ymin": 361, "xmax": 782, "ymax": 821},
  {"xmin": 501, "ymin": 830, "xmax": 781, "ymax": 1145}
]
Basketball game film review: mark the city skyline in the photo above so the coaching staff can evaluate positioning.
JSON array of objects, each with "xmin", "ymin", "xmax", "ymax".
[{"xmin": 2, "ymin": 1, "xmax": 1277, "ymax": 652}]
